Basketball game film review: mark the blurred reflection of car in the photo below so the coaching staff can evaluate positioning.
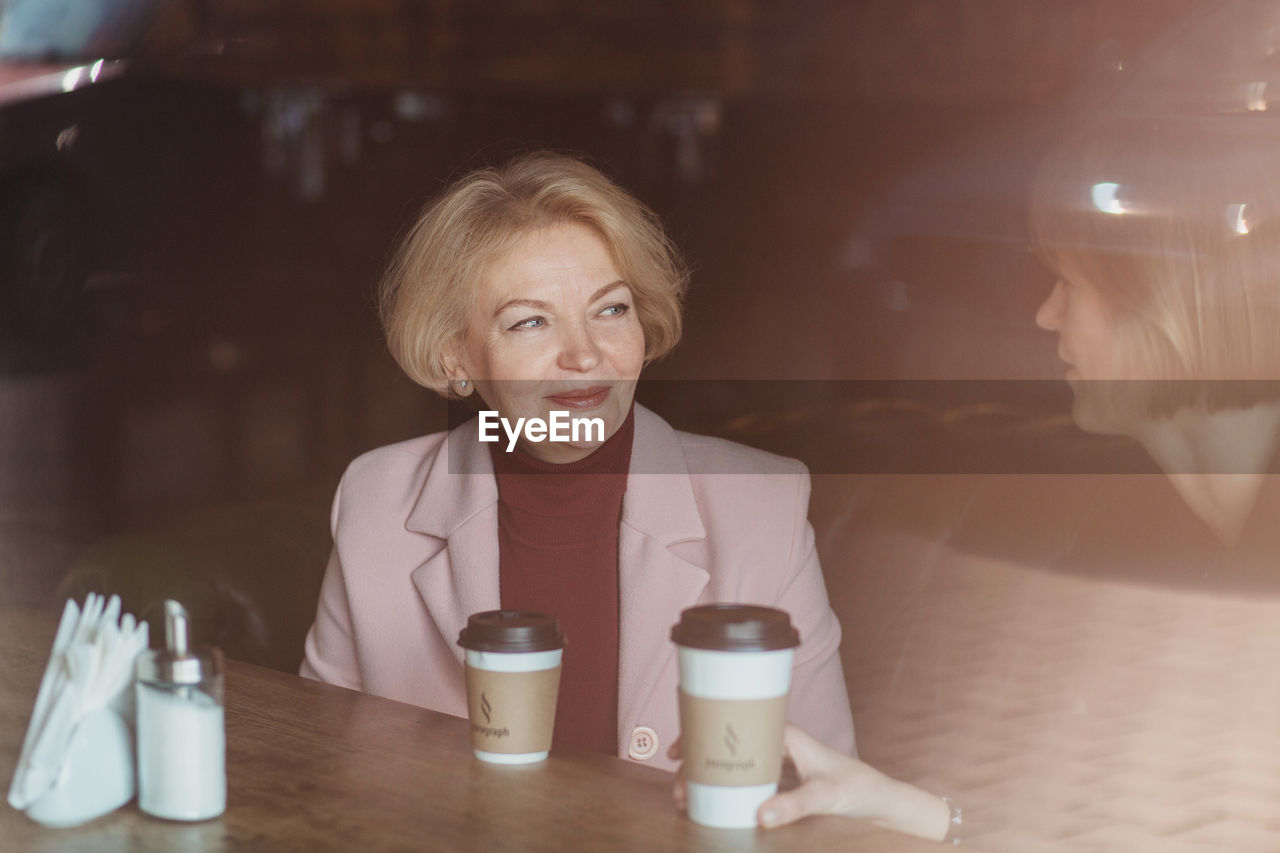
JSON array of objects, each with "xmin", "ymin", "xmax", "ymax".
[
  {"xmin": 0, "ymin": 0, "xmax": 748, "ymax": 350},
  {"xmin": 827, "ymin": 0, "xmax": 1280, "ymax": 381},
  {"xmin": 0, "ymin": 0, "xmax": 167, "ymax": 338}
]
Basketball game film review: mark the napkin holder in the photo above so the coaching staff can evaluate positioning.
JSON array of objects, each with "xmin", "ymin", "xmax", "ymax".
[
  {"xmin": 8, "ymin": 594, "xmax": 149, "ymax": 828},
  {"xmin": 24, "ymin": 707, "xmax": 134, "ymax": 828}
]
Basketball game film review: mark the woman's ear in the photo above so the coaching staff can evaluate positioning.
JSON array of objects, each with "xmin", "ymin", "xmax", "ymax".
[{"xmin": 441, "ymin": 341, "xmax": 475, "ymax": 398}]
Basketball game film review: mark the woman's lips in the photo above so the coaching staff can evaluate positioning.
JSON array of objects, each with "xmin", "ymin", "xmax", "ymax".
[
  {"xmin": 545, "ymin": 386, "xmax": 610, "ymax": 410},
  {"xmin": 1058, "ymin": 350, "xmax": 1078, "ymax": 380}
]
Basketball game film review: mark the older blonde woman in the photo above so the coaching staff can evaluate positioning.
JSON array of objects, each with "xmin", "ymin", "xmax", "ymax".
[{"xmin": 300, "ymin": 152, "xmax": 855, "ymax": 770}]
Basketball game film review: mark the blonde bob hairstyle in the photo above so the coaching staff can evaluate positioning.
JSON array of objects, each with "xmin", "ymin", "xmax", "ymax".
[
  {"xmin": 1030, "ymin": 117, "xmax": 1280, "ymax": 416},
  {"xmin": 379, "ymin": 152, "xmax": 688, "ymax": 394}
]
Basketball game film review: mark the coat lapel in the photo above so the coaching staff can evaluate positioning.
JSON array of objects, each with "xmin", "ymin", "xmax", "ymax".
[
  {"xmin": 407, "ymin": 417, "xmax": 501, "ymax": 660},
  {"xmin": 617, "ymin": 406, "xmax": 709, "ymax": 733}
]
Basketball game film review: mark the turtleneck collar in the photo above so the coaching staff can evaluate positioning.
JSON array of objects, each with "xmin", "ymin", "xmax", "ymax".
[{"xmin": 489, "ymin": 404, "xmax": 635, "ymax": 522}]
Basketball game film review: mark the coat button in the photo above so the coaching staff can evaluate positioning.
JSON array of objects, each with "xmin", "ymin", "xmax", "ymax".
[{"xmin": 628, "ymin": 726, "xmax": 659, "ymax": 760}]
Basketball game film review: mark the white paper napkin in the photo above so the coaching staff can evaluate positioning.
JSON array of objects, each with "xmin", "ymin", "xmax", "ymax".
[{"xmin": 8, "ymin": 593, "xmax": 149, "ymax": 818}]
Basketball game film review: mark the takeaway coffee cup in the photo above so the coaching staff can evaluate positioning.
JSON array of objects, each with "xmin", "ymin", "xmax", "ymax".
[
  {"xmin": 457, "ymin": 610, "xmax": 566, "ymax": 764},
  {"xmin": 671, "ymin": 604, "xmax": 800, "ymax": 829}
]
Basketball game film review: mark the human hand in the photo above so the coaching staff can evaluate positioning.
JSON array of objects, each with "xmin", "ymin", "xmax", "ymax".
[
  {"xmin": 667, "ymin": 736, "xmax": 688, "ymax": 812},
  {"xmin": 669, "ymin": 725, "xmax": 950, "ymax": 841},
  {"xmin": 756, "ymin": 724, "xmax": 951, "ymax": 841}
]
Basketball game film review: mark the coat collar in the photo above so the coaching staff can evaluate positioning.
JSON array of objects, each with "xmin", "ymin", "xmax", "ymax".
[
  {"xmin": 405, "ymin": 415, "xmax": 497, "ymax": 539},
  {"xmin": 621, "ymin": 404, "xmax": 706, "ymax": 544}
]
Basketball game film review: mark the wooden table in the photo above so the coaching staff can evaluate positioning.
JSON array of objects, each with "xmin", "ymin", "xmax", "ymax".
[{"xmin": 1, "ymin": 607, "xmax": 939, "ymax": 852}]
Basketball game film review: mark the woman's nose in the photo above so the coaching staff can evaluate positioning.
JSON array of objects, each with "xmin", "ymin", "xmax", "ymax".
[
  {"xmin": 556, "ymin": 323, "xmax": 602, "ymax": 372},
  {"xmin": 1035, "ymin": 280, "xmax": 1066, "ymax": 331}
]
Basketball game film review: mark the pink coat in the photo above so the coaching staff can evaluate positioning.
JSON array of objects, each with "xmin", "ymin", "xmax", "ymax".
[{"xmin": 301, "ymin": 404, "xmax": 856, "ymax": 771}]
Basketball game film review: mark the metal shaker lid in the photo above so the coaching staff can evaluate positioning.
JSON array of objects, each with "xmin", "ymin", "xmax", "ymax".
[{"xmin": 135, "ymin": 600, "xmax": 224, "ymax": 685}]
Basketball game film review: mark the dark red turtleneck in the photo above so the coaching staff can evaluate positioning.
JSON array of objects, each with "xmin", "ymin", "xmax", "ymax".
[{"xmin": 490, "ymin": 406, "xmax": 634, "ymax": 755}]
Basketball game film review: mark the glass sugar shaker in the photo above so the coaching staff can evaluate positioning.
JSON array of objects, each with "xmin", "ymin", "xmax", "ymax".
[{"xmin": 135, "ymin": 599, "xmax": 226, "ymax": 821}]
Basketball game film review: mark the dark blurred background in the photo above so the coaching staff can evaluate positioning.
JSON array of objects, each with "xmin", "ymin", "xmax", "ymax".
[{"xmin": 0, "ymin": 0, "xmax": 1242, "ymax": 623}]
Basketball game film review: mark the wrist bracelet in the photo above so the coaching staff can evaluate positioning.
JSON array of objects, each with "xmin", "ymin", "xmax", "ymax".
[{"xmin": 941, "ymin": 796, "xmax": 963, "ymax": 846}]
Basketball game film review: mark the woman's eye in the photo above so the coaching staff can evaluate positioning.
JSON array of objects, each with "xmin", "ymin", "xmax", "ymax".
[
  {"xmin": 600, "ymin": 303, "xmax": 630, "ymax": 317},
  {"xmin": 509, "ymin": 316, "xmax": 545, "ymax": 331}
]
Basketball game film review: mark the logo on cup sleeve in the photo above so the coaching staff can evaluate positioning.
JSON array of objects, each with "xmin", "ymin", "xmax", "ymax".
[
  {"xmin": 472, "ymin": 691, "xmax": 509, "ymax": 739},
  {"xmin": 705, "ymin": 722, "xmax": 755, "ymax": 773}
]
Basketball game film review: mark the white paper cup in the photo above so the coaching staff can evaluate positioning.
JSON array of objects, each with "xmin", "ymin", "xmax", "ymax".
[
  {"xmin": 671, "ymin": 605, "xmax": 800, "ymax": 829},
  {"xmin": 464, "ymin": 648, "xmax": 562, "ymax": 763},
  {"xmin": 458, "ymin": 611, "xmax": 566, "ymax": 764}
]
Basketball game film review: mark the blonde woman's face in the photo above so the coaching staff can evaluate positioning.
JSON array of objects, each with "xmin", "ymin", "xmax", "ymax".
[
  {"xmin": 1035, "ymin": 275, "xmax": 1126, "ymax": 383},
  {"xmin": 1036, "ymin": 274, "xmax": 1146, "ymax": 433},
  {"xmin": 450, "ymin": 222, "xmax": 645, "ymax": 462}
]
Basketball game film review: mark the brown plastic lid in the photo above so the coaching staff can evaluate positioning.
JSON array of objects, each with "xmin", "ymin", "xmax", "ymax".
[
  {"xmin": 457, "ymin": 610, "xmax": 566, "ymax": 653},
  {"xmin": 670, "ymin": 604, "xmax": 800, "ymax": 652}
]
